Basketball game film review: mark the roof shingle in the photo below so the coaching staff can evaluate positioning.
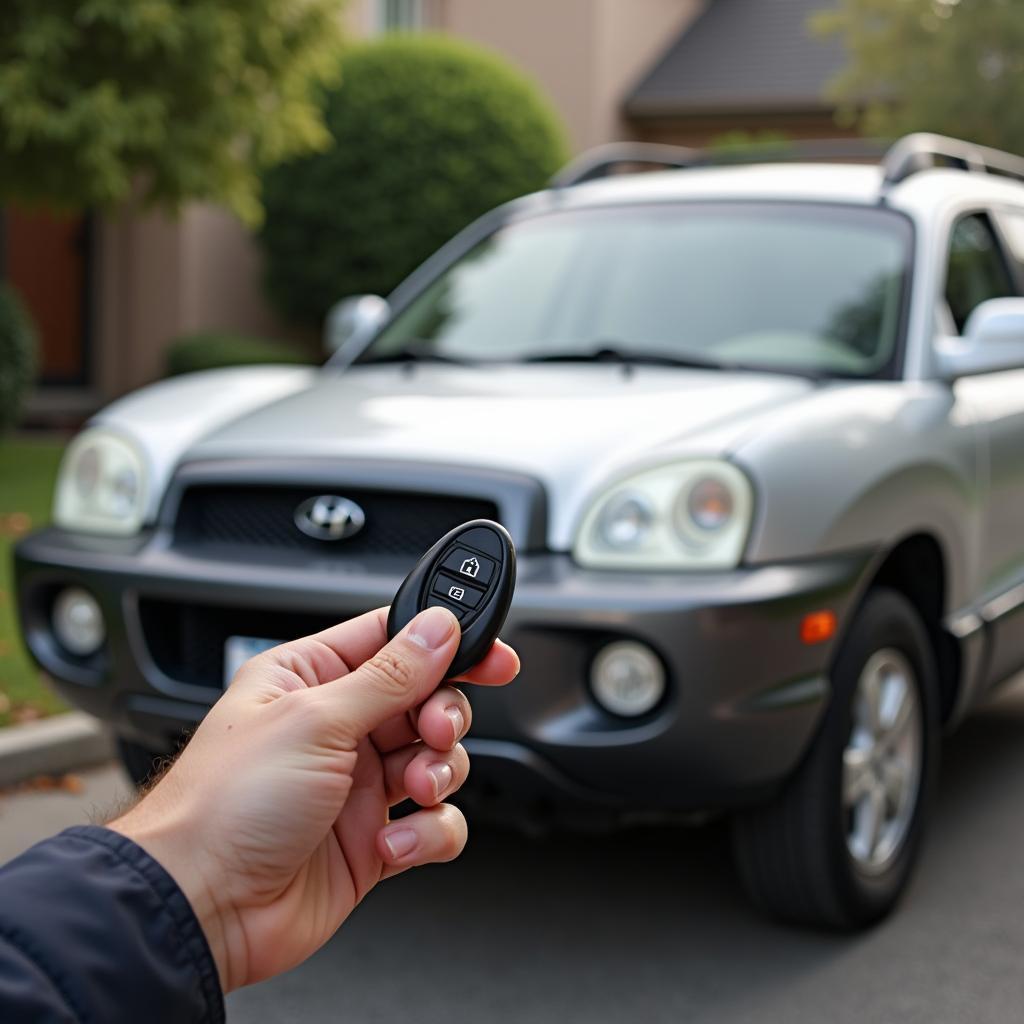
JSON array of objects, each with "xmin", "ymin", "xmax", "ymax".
[{"xmin": 626, "ymin": 0, "xmax": 846, "ymax": 117}]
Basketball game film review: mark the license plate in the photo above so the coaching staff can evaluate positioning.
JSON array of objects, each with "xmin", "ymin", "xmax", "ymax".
[{"xmin": 224, "ymin": 635, "xmax": 280, "ymax": 686}]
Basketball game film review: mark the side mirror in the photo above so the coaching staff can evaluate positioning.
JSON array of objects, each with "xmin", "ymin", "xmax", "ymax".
[
  {"xmin": 937, "ymin": 297, "xmax": 1024, "ymax": 379},
  {"xmin": 324, "ymin": 294, "xmax": 390, "ymax": 359}
]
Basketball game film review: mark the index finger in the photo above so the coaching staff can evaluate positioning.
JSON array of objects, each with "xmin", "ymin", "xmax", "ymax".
[{"xmin": 451, "ymin": 638, "xmax": 520, "ymax": 686}]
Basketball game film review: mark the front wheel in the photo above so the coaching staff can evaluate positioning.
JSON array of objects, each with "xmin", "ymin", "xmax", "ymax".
[{"xmin": 732, "ymin": 587, "xmax": 940, "ymax": 929}]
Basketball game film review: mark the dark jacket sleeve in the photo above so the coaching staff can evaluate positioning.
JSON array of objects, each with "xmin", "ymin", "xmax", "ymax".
[{"xmin": 0, "ymin": 825, "xmax": 224, "ymax": 1024}]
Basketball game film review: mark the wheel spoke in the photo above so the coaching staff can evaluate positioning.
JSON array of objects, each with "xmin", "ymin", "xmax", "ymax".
[
  {"xmin": 880, "ymin": 757, "xmax": 906, "ymax": 808},
  {"xmin": 843, "ymin": 745, "xmax": 872, "ymax": 805},
  {"xmin": 880, "ymin": 673, "xmax": 912, "ymax": 739},
  {"xmin": 861, "ymin": 667, "xmax": 884, "ymax": 737},
  {"xmin": 857, "ymin": 782, "xmax": 886, "ymax": 858}
]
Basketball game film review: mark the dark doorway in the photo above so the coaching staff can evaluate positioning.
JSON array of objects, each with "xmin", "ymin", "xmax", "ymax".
[{"xmin": 2, "ymin": 207, "xmax": 92, "ymax": 387}]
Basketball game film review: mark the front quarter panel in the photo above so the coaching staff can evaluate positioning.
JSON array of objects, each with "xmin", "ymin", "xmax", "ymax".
[{"xmin": 735, "ymin": 381, "xmax": 981, "ymax": 614}]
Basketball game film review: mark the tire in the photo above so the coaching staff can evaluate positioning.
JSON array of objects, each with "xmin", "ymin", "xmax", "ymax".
[
  {"xmin": 732, "ymin": 587, "xmax": 940, "ymax": 929},
  {"xmin": 116, "ymin": 737, "xmax": 174, "ymax": 790}
]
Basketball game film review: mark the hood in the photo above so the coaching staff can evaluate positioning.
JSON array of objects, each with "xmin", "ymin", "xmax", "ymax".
[{"xmin": 182, "ymin": 363, "xmax": 812, "ymax": 546}]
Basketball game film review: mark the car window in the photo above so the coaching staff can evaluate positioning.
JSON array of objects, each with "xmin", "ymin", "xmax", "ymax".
[
  {"xmin": 363, "ymin": 202, "xmax": 912, "ymax": 380},
  {"xmin": 995, "ymin": 208, "xmax": 1024, "ymax": 279},
  {"xmin": 945, "ymin": 213, "xmax": 1016, "ymax": 333}
]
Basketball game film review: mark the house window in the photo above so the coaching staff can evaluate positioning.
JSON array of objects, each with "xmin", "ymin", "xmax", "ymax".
[{"xmin": 377, "ymin": 0, "xmax": 424, "ymax": 31}]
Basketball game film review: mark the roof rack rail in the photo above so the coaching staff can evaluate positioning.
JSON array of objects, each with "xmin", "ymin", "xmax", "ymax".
[
  {"xmin": 550, "ymin": 143, "xmax": 699, "ymax": 188},
  {"xmin": 882, "ymin": 132, "xmax": 1024, "ymax": 186},
  {"xmin": 549, "ymin": 134, "xmax": 1024, "ymax": 192},
  {"xmin": 550, "ymin": 139, "xmax": 887, "ymax": 189}
]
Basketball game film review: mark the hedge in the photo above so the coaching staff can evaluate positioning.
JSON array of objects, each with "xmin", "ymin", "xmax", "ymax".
[
  {"xmin": 164, "ymin": 332, "xmax": 314, "ymax": 376},
  {"xmin": 259, "ymin": 34, "xmax": 568, "ymax": 326}
]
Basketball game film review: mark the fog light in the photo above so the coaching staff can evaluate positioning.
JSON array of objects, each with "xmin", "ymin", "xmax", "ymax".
[
  {"xmin": 52, "ymin": 587, "xmax": 105, "ymax": 657},
  {"xmin": 590, "ymin": 641, "xmax": 666, "ymax": 717}
]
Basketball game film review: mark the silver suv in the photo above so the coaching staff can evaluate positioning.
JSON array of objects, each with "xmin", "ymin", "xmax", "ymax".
[{"xmin": 16, "ymin": 134, "xmax": 1024, "ymax": 928}]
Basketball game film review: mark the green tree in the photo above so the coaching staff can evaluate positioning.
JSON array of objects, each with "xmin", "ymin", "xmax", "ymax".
[
  {"xmin": 259, "ymin": 34, "xmax": 568, "ymax": 325},
  {"xmin": 816, "ymin": 0, "xmax": 1024, "ymax": 154},
  {"xmin": 0, "ymin": 0, "xmax": 347, "ymax": 222}
]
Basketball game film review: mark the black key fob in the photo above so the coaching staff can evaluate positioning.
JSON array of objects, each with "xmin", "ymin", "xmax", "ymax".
[{"xmin": 387, "ymin": 519, "xmax": 516, "ymax": 678}]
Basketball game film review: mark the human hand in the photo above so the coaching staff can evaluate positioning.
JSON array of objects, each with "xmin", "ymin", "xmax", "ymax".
[{"xmin": 109, "ymin": 605, "xmax": 519, "ymax": 991}]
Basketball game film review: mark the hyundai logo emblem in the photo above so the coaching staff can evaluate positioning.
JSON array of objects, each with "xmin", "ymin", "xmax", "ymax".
[{"xmin": 294, "ymin": 495, "xmax": 366, "ymax": 541}]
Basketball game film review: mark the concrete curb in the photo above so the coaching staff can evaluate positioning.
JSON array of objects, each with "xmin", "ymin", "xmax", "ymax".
[{"xmin": 0, "ymin": 712, "xmax": 115, "ymax": 787}]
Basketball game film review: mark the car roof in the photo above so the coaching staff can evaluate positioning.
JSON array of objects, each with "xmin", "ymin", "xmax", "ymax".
[{"xmin": 543, "ymin": 161, "xmax": 1024, "ymax": 216}]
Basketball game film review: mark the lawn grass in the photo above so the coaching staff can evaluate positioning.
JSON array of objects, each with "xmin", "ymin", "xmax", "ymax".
[{"xmin": 0, "ymin": 435, "xmax": 68, "ymax": 726}]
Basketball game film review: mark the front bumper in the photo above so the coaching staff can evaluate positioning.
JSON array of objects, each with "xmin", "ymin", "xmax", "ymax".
[{"xmin": 15, "ymin": 528, "xmax": 872, "ymax": 813}]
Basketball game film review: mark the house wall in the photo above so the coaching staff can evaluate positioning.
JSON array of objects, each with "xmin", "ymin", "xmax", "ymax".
[{"xmin": 92, "ymin": 205, "xmax": 298, "ymax": 400}]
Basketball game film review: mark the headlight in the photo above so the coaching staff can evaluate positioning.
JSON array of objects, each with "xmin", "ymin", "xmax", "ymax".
[
  {"xmin": 574, "ymin": 460, "xmax": 753, "ymax": 569},
  {"xmin": 54, "ymin": 429, "xmax": 148, "ymax": 536}
]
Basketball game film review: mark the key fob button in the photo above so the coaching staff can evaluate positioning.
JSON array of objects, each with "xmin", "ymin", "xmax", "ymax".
[
  {"xmin": 432, "ymin": 573, "xmax": 485, "ymax": 608},
  {"xmin": 441, "ymin": 548, "xmax": 496, "ymax": 585},
  {"xmin": 425, "ymin": 595, "xmax": 469, "ymax": 620},
  {"xmin": 455, "ymin": 526, "xmax": 504, "ymax": 560}
]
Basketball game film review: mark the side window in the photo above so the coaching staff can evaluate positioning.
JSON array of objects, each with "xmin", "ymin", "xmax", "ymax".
[
  {"xmin": 995, "ymin": 209, "xmax": 1024, "ymax": 279},
  {"xmin": 945, "ymin": 213, "xmax": 1017, "ymax": 333}
]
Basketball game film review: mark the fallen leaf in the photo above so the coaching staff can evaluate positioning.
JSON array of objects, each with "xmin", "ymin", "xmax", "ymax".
[
  {"xmin": 11, "ymin": 705, "xmax": 42, "ymax": 724},
  {"xmin": 58, "ymin": 774, "xmax": 84, "ymax": 793},
  {"xmin": 6, "ymin": 513, "xmax": 31, "ymax": 534}
]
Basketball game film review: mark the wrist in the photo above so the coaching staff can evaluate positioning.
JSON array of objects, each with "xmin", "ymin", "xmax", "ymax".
[{"xmin": 108, "ymin": 798, "xmax": 240, "ymax": 990}]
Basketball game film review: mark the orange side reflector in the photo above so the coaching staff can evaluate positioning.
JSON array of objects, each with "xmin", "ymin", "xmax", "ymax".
[{"xmin": 800, "ymin": 610, "xmax": 837, "ymax": 645}]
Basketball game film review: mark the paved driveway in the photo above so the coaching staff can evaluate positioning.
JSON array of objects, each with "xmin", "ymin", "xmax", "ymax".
[
  {"xmin": 229, "ymin": 676, "xmax": 1024, "ymax": 1023},
  {"xmin": 4, "ymin": 681, "xmax": 1024, "ymax": 1022}
]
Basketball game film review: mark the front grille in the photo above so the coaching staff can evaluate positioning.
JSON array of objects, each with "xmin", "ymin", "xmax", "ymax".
[
  {"xmin": 173, "ymin": 485, "xmax": 499, "ymax": 560},
  {"xmin": 140, "ymin": 599, "xmax": 341, "ymax": 690}
]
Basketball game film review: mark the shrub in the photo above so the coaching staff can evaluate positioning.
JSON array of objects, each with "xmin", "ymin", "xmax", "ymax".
[
  {"xmin": 0, "ymin": 285, "xmax": 37, "ymax": 434},
  {"xmin": 259, "ymin": 34, "xmax": 569, "ymax": 326},
  {"xmin": 165, "ymin": 332, "xmax": 314, "ymax": 377}
]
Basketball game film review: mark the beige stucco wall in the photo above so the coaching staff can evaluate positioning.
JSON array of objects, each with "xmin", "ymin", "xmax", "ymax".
[
  {"xmin": 95, "ymin": 207, "xmax": 183, "ymax": 398},
  {"xmin": 94, "ymin": 206, "xmax": 297, "ymax": 399},
  {"xmin": 591, "ymin": 0, "xmax": 703, "ymax": 145}
]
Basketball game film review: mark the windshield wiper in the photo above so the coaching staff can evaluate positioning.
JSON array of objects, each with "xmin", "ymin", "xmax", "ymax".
[
  {"xmin": 359, "ymin": 341, "xmax": 474, "ymax": 366},
  {"xmin": 521, "ymin": 346, "xmax": 728, "ymax": 371},
  {"xmin": 521, "ymin": 344, "xmax": 828, "ymax": 382}
]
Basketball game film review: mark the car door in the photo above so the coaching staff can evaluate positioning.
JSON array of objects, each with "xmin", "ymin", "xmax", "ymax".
[{"xmin": 944, "ymin": 209, "xmax": 1024, "ymax": 686}]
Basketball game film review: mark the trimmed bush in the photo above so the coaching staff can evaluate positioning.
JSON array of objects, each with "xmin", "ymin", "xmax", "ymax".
[
  {"xmin": 165, "ymin": 332, "xmax": 314, "ymax": 377},
  {"xmin": 259, "ymin": 34, "xmax": 568, "ymax": 326},
  {"xmin": 0, "ymin": 285, "xmax": 37, "ymax": 434}
]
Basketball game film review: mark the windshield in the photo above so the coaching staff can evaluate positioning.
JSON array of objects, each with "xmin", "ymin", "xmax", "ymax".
[{"xmin": 360, "ymin": 202, "xmax": 913, "ymax": 378}]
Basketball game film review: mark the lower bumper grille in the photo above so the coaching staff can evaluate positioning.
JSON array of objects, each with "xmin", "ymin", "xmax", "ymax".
[{"xmin": 139, "ymin": 598, "xmax": 343, "ymax": 690}]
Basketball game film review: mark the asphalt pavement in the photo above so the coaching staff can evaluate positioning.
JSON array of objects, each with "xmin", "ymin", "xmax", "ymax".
[{"xmin": 5, "ymin": 681, "xmax": 1024, "ymax": 1023}]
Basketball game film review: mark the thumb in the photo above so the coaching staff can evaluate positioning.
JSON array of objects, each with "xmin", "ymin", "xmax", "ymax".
[{"xmin": 317, "ymin": 606, "xmax": 461, "ymax": 741}]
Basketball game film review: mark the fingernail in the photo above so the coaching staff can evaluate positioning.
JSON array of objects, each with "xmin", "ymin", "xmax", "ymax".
[
  {"xmin": 427, "ymin": 762, "xmax": 453, "ymax": 799},
  {"xmin": 407, "ymin": 606, "xmax": 457, "ymax": 650},
  {"xmin": 383, "ymin": 827, "xmax": 418, "ymax": 860},
  {"xmin": 445, "ymin": 705, "xmax": 464, "ymax": 743}
]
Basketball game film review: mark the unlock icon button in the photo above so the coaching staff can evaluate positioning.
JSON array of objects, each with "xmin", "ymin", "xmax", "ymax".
[{"xmin": 441, "ymin": 547, "xmax": 495, "ymax": 585}]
